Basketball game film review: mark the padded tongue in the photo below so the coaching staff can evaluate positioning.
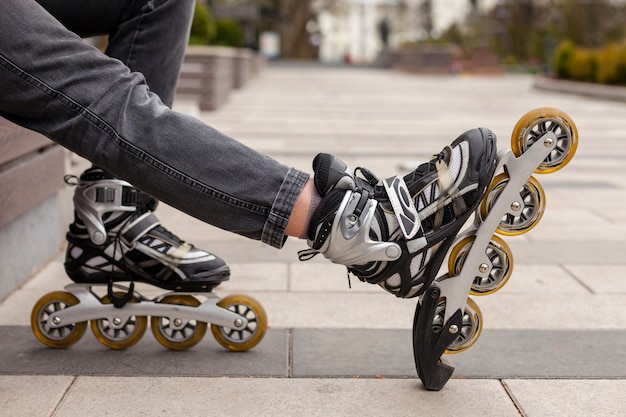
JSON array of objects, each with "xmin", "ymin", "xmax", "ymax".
[{"xmin": 312, "ymin": 153, "xmax": 356, "ymax": 195}]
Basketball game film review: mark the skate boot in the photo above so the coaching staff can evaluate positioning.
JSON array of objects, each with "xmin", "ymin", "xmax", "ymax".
[
  {"xmin": 64, "ymin": 167, "xmax": 230, "ymax": 294},
  {"xmin": 31, "ymin": 168, "xmax": 267, "ymax": 352},
  {"xmin": 299, "ymin": 127, "xmax": 498, "ymax": 298}
]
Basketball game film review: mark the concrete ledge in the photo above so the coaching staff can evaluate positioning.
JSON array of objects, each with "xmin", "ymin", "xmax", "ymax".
[
  {"xmin": 534, "ymin": 76, "xmax": 626, "ymax": 102},
  {"xmin": 389, "ymin": 46, "xmax": 458, "ymax": 73},
  {"xmin": 176, "ymin": 46, "xmax": 262, "ymax": 111},
  {"xmin": 0, "ymin": 119, "xmax": 52, "ymax": 166},
  {"xmin": 0, "ymin": 118, "xmax": 65, "ymax": 301},
  {"xmin": 0, "ymin": 197, "xmax": 63, "ymax": 301},
  {"xmin": 0, "ymin": 145, "xmax": 64, "ymax": 228},
  {"xmin": 388, "ymin": 45, "xmax": 500, "ymax": 74}
]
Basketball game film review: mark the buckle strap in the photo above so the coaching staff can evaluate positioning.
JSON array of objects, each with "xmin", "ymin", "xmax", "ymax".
[
  {"xmin": 121, "ymin": 212, "xmax": 160, "ymax": 246},
  {"xmin": 383, "ymin": 175, "xmax": 421, "ymax": 239},
  {"xmin": 95, "ymin": 186, "xmax": 117, "ymax": 203},
  {"xmin": 122, "ymin": 187, "xmax": 155, "ymax": 207},
  {"xmin": 94, "ymin": 185, "xmax": 155, "ymax": 208}
]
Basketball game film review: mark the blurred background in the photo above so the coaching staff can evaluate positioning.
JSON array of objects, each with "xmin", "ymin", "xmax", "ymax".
[{"xmin": 192, "ymin": 0, "xmax": 626, "ymax": 85}]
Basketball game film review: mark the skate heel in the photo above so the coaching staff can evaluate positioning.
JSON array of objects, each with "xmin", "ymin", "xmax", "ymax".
[
  {"xmin": 412, "ymin": 108, "xmax": 579, "ymax": 390},
  {"xmin": 413, "ymin": 286, "xmax": 461, "ymax": 391},
  {"xmin": 31, "ymin": 283, "xmax": 267, "ymax": 351}
]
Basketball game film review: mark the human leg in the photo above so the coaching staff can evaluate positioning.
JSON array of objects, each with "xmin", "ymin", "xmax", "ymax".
[
  {"xmin": 0, "ymin": 0, "xmax": 309, "ymax": 249},
  {"xmin": 35, "ymin": 0, "xmax": 193, "ymax": 105},
  {"xmin": 33, "ymin": 0, "xmax": 228, "ymax": 287}
]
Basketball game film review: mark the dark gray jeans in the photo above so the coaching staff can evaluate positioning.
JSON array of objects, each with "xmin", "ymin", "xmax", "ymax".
[{"xmin": 0, "ymin": 0, "xmax": 309, "ymax": 248}]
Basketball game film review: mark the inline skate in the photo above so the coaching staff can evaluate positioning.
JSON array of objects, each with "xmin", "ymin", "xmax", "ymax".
[
  {"xmin": 300, "ymin": 126, "xmax": 499, "ymax": 299},
  {"xmin": 412, "ymin": 107, "xmax": 578, "ymax": 390},
  {"xmin": 31, "ymin": 168, "xmax": 267, "ymax": 352}
]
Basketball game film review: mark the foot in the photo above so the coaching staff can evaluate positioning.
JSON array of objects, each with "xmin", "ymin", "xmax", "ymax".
[
  {"xmin": 299, "ymin": 128, "xmax": 498, "ymax": 298},
  {"xmin": 64, "ymin": 168, "xmax": 229, "ymax": 291}
]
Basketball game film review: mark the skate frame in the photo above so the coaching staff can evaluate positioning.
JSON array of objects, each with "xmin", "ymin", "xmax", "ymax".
[
  {"xmin": 414, "ymin": 130, "xmax": 559, "ymax": 390},
  {"xmin": 46, "ymin": 283, "xmax": 250, "ymax": 331}
]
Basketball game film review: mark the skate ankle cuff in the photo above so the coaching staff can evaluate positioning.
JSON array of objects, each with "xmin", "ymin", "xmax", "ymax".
[
  {"xmin": 121, "ymin": 212, "xmax": 160, "ymax": 246},
  {"xmin": 312, "ymin": 153, "xmax": 356, "ymax": 195},
  {"xmin": 301, "ymin": 188, "xmax": 403, "ymax": 265},
  {"xmin": 75, "ymin": 178, "xmax": 158, "ymax": 245}
]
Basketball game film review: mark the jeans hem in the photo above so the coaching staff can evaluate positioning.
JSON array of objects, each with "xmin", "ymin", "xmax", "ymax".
[{"xmin": 261, "ymin": 168, "xmax": 310, "ymax": 248}]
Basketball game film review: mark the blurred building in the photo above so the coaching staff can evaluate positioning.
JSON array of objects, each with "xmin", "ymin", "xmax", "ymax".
[{"xmin": 316, "ymin": 0, "xmax": 496, "ymax": 64}]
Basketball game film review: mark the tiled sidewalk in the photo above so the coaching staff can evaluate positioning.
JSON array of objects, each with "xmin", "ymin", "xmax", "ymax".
[{"xmin": 2, "ymin": 65, "xmax": 625, "ymax": 416}]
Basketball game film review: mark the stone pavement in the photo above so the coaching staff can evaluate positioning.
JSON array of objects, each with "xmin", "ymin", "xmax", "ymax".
[{"xmin": 1, "ymin": 64, "xmax": 626, "ymax": 416}]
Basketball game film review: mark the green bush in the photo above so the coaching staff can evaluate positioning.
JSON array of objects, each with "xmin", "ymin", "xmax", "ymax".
[
  {"xmin": 189, "ymin": 2, "xmax": 215, "ymax": 45},
  {"xmin": 212, "ymin": 19, "xmax": 244, "ymax": 48},
  {"xmin": 553, "ymin": 41, "xmax": 626, "ymax": 86},
  {"xmin": 569, "ymin": 48, "xmax": 597, "ymax": 82},
  {"xmin": 597, "ymin": 44, "xmax": 626, "ymax": 85},
  {"xmin": 596, "ymin": 44, "xmax": 621, "ymax": 84},
  {"xmin": 554, "ymin": 40, "xmax": 575, "ymax": 79}
]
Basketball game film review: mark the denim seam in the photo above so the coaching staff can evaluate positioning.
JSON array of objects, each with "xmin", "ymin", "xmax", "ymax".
[
  {"xmin": 0, "ymin": 53, "xmax": 270, "ymax": 216},
  {"xmin": 122, "ymin": 1, "xmax": 147, "ymax": 74}
]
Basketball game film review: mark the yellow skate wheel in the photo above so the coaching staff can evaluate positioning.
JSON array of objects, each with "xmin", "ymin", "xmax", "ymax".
[
  {"xmin": 211, "ymin": 294, "xmax": 268, "ymax": 352},
  {"xmin": 90, "ymin": 292, "xmax": 147, "ymax": 350},
  {"xmin": 432, "ymin": 297, "xmax": 483, "ymax": 354},
  {"xmin": 448, "ymin": 234, "xmax": 514, "ymax": 296},
  {"xmin": 480, "ymin": 174, "xmax": 546, "ymax": 236},
  {"xmin": 150, "ymin": 295, "xmax": 207, "ymax": 351},
  {"xmin": 511, "ymin": 107, "xmax": 578, "ymax": 174},
  {"xmin": 31, "ymin": 291, "xmax": 87, "ymax": 349}
]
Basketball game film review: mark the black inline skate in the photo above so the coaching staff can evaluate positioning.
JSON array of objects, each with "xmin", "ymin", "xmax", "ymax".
[
  {"xmin": 300, "ymin": 109, "xmax": 578, "ymax": 391},
  {"xmin": 31, "ymin": 168, "xmax": 267, "ymax": 352},
  {"xmin": 299, "ymin": 127, "xmax": 499, "ymax": 299}
]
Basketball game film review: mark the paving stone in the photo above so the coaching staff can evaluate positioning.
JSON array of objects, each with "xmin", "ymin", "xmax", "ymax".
[
  {"xmin": 0, "ymin": 326, "xmax": 288, "ymax": 377},
  {"xmin": 5, "ymin": 325, "xmax": 625, "ymax": 380},
  {"xmin": 453, "ymin": 329, "xmax": 626, "ymax": 379},
  {"xmin": 55, "ymin": 377, "xmax": 520, "ymax": 417},
  {"xmin": 292, "ymin": 328, "xmax": 626, "ymax": 379},
  {"xmin": 0, "ymin": 375, "xmax": 74, "ymax": 417},
  {"xmin": 505, "ymin": 379, "xmax": 626, "ymax": 417}
]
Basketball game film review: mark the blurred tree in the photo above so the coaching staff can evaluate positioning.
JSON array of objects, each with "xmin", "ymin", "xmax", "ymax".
[
  {"xmin": 209, "ymin": 0, "xmax": 344, "ymax": 59},
  {"xmin": 272, "ymin": 0, "xmax": 316, "ymax": 58},
  {"xmin": 420, "ymin": 0, "xmax": 433, "ymax": 39},
  {"xmin": 467, "ymin": 0, "xmax": 626, "ymax": 69},
  {"xmin": 189, "ymin": 1, "xmax": 216, "ymax": 45}
]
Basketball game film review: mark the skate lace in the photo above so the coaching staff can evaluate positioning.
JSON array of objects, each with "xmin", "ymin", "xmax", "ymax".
[
  {"xmin": 354, "ymin": 166, "xmax": 379, "ymax": 187},
  {"xmin": 403, "ymin": 149, "xmax": 448, "ymax": 184}
]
